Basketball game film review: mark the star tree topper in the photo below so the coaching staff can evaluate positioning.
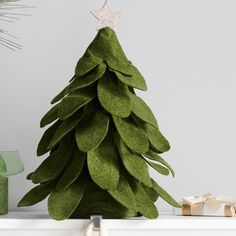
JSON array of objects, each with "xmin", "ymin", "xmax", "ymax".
[{"xmin": 91, "ymin": 0, "xmax": 121, "ymax": 31}]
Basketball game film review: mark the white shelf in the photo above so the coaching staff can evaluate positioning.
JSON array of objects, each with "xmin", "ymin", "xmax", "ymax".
[{"xmin": 0, "ymin": 211, "xmax": 236, "ymax": 230}]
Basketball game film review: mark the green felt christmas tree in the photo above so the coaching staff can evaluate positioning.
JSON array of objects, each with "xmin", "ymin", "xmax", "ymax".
[{"xmin": 18, "ymin": 5, "xmax": 180, "ymax": 219}]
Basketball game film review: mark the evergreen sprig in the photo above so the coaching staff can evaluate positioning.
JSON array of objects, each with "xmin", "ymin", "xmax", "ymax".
[{"xmin": 0, "ymin": 0, "xmax": 30, "ymax": 50}]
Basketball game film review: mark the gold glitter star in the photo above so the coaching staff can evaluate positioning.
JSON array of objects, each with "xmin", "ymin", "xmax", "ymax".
[{"xmin": 91, "ymin": 0, "xmax": 121, "ymax": 31}]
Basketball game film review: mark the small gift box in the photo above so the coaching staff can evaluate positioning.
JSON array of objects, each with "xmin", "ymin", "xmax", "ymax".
[{"xmin": 173, "ymin": 194, "xmax": 236, "ymax": 217}]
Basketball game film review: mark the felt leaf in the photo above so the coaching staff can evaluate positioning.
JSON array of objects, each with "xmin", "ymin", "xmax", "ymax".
[
  {"xmin": 26, "ymin": 172, "xmax": 33, "ymax": 180},
  {"xmin": 113, "ymin": 116, "xmax": 149, "ymax": 153},
  {"xmin": 51, "ymin": 86, "xmax": 69, "ymax": 105},
  {"xmin": 40, "ymin": 104, "xmax": 59, "ymax": 128},
  {"xmin": 130, "ymin": 180, "xmax": 158, "ymax": 219},
  {"xmin": 113, "ymin": 65, "xmax": 147, "ymax": 91},
  {"xmin": 17, "ymin": 181, "xmax": 55, "ymax": 207},
  {"xmin": 149, "ymin": 145, "xmax": 162, "ymax": 154},
  {"xmin": 143, "ymin": 150, "xmax": 175, "ymax": 177},
  {"xmin": 48, "ymin": 110, "xmax": 83, "ymax": 149},
  {"xmin": 146, "ymin": 160, "xmax": 170, "ymax": 176},
  {"xmin": 107, "ymin": 62, "xmax": 131, "ymax": 76},
  {"xmin": 26, "ymin": 172, "xmax": 40, "ymax": 184},
  {"xmin": 68, "ymin": 63, "xmax": 106, "ymax": 93},
  {"xmin": 48, "ymin": 176, "xmax": 86, "ymax": 220},
  {"xmin": 87, "ymin": 132, "xmax": 119, "ymax": 190},
  {"xmin": 73, "ymin": 179, "xmax": 136, "ymax": 218},
  {"xmin": 130, "ymin": 93, "xmax": 157, "ymax": 127},
  {"xmin": 0, "ymin": 151, "xmax": 24, "ymax": 176},
  {"xmin": 27, "ymin": 175, "xmax": 40, "ymax": 184},
  {"xmin": 142, "ymin": 184, "xmax": 159, "ymax": 202},
  {"xmin": 56, "ymin": 148, "xmax": 86, "ymax": 191},
  {"xmin": 75, "ymin": 108, "xmax": 109, "ymax": 152},
  {"xmin": 134, "ymin": 117, "xmax": 170, "ymax": 153},
  {"xmin": 145, "ymin": 125, "xmax": 170, "ymax": 153},
  {"xmin": 32, "ymin": 134, "xmax": 73, "ymax": 183},
  {"xmin": 75, "ymin": 49, "xmax": 103, "ymax": 77},
  {"xmin": 152, "ymin": 179, "xmax": 181, "ymax": 208},
  {"xmin": 98, "ymin": 71, "xmax": 131, "ymax": 117},
  {"xmin": 58, "ymin": 86, "xmax": 96, "ymax": 120},
  {"xmin": 37, "ymin": 121, "xmax": 61, "ymax": 156},
  {"xmin": 108, "ymin": 175, "xmax": 136, "ymax": 210},
  {"xmin": 0, "ymin": 155, "xmax": 7, "ymax": 173},
  {"xmin": 88, "ymin": 27, "xmax": 131, "ymax": 75},
  {"xmin": 115, "ymin": 136, "xmax": 152, "ymax": 187},
  {"xmin": 69, "ymin": 75, "xmax": 76, "ymax": 83}
]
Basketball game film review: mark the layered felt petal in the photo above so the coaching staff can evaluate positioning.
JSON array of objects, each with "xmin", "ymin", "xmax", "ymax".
[
  {"xmin": 98, "ymin": 71, "xmax": 131, "ymax": 117},
  {"xmin": 40, "ymin": 103, "xmax": 59, "ymax": 128},
  {"xmin": 18, "ymin": 181, "xmax": 56, "ymax": 207},
  {"xmin": 142, "ymin": 184, "xmax": 159, "ymax": 202},
  {"xmin": 68, "ymin": 63, "xmax": 106, "ymax": 92},
  {"xmin": 143, "ymin": 150, "xmax": 175, "ymax": 177},
  {"xmin": 32, "ymin": 134, "xmax": 73, "ymax": 183},
  {"xmin": 108, "ymin": 174, "xmax": 136, "ymax": 210},
  {"xmin": 75, "ymin": 49, "xmax": 103, "ymax": 77},
  {"xmin": 37, "ymin": 121, "xmax": 61, "ymax": 156},
  {"xmin": 152, "ymin": 179, "xmax": 180, "ymax": 208},
  {"xmin": 115, "ymin": 135, "xmax": 152, "ymax": 187},
  {"xmin": 58, "ymin": 86, "xmax": 96, "ymax": 120},
  {"xmin": 130, "ymin": 180, "xmax": 158, "ymax": 219},
  {"xmin": 146, "ymin": 160, "xmax": 170, "ymax": 176},
  {"xmin": 130, "ymin": 93, "xmax": 157, "ymax": 127},
  {"xmin": 134, "ymin": 116, "xmax": 170, "ymax": 153},
  {"xmin": 75, "ymin": 108, "xmax": 109, "ymax": 152},
  {"xmin": 87, "ymin": 132, "xmax": 119, "ymax": 190},
  {"xmin": 73, "ymin": 179, "xmax": 136, "ymax": 219},
  {"xmin": 113, "ymin": 116, "xmax": 149, "ymax": 153},
  {"xmin": 48, "ymin": 176, "xmax": 86, "ymax": 220},
  {"xmin": 48, "ymin": 110, "xmax": 83, "ymax": 149},
  {"xmin": 51, "ymin": 85, "xmax": 69, "ymax": 105},
  {"xmin": 56, "ymin": 148, "xmax": 86, "ymax": 191},
  {"xmin": 88, "ymin": 27, "xmax": 131, "ymax": 75},
  {"xmin": 113, "ymin": 65, "xmax": 147, "ymax": 91}
]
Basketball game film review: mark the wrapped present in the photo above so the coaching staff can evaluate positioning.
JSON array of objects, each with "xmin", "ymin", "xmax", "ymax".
[{"xmin": 174, "ymin": 193, "xmax": 236, "ymax": 217}]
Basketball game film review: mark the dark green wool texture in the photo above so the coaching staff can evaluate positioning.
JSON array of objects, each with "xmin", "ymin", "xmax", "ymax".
[{"xmin": 18, "ymin": 27, "xmax": 180, "ymax": 220}]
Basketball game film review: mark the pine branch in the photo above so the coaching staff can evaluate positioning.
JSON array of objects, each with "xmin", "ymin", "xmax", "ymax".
[{"xmin": 0, "ymin": 0, "xmax": 32, "ymax": 50}]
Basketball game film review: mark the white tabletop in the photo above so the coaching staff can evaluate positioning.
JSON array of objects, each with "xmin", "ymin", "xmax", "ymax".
[{"xmin": 0, "ymin": 211, "xmax": 235, "ymax": 230}]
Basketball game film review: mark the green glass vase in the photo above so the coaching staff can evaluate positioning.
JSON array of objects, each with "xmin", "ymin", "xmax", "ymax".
[{"xmin": 0, "ymin": 151, "xmax": 24, "ymax": 215}]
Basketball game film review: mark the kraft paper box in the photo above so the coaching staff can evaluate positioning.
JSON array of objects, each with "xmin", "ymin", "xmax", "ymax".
[{"xmin": 173, "ymin": 194, "xmax": 236, "ymax": 217}]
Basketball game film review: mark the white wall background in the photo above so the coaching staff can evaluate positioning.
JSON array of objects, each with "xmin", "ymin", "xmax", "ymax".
[{"xmin": 0, "ymin": 0, "xmax": 236, "ymax": 213}]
